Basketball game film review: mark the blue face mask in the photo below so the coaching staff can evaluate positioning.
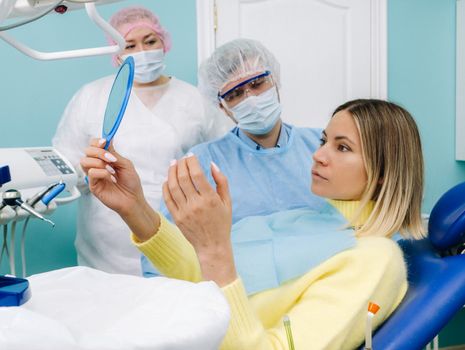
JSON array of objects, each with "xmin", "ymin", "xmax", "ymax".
[{"xmin": 230, "ymin": 87, "xmax": 282, "ymax": 135}]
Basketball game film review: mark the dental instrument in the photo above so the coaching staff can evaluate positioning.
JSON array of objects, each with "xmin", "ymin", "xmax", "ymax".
[
  {"xmin": 0, "ymin": 166, "xmax": 31, "ymax": 306},
  {"xmin": 283, "ymin": 315, "xmax": 295, "ymax": 350},
  {"xmin": 0, "ymin": 148, "xmax": 80, "ymax": 277},
  {"xmin": 2, "ymin": 189, "xmax": 55, "ymax": 227},
  {"xmin": 364, "ymin": 302, "xmax": 380, "ymax": 350}
]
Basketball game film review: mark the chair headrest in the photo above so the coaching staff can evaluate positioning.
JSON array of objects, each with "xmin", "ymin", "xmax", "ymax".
[{"xmin": 428, "ymin": 182, "xmax": 465, "ymax": 251}]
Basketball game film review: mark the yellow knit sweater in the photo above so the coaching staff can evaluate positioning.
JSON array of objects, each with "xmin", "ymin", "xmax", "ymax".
[{"xmin": 133, "ymin": 201, "xmax": 407, "ymax": 350}]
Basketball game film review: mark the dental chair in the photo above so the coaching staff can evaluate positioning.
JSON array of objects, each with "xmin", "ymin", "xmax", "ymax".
[{"xmin": 364, "ymin": 182, "xmax": 465, "ymax": 350}]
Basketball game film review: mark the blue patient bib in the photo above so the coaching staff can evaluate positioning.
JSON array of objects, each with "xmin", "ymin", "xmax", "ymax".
[{"xmin": 231, "ymin": 203, "xmax": 356, "ymax": 295}]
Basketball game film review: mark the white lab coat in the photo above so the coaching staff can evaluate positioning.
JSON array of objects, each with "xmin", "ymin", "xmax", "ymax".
[{"xmin": 53, "ymin": 75, "xmax": 228, "ymax": 275}]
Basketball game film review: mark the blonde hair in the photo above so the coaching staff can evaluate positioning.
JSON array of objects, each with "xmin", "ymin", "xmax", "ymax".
[{"xmin": 333, "ymin": 99, "xmax": 425, "ymax": 239}]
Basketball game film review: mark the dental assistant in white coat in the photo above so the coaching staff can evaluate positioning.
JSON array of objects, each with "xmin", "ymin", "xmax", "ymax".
[{"xmin": 52, "ymin": 6, "xmax": 227, "ymax": 275}]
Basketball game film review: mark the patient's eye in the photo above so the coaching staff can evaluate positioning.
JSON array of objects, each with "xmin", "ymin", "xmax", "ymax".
[{"xmin": 338, "ymin": 144, "xmax": 351, "ymax": 152}]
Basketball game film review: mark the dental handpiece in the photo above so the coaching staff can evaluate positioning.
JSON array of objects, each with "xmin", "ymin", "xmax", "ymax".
[
  {"xmin": 2, "ymin": 190, "xmax": 55, "ymax": 227},
  {"xmin": 17, "ymin": 201, "xmax": 55, "ymax": 227},
  {"xmin": 27, "ymin": 181, "xmax": 65, "ymax": 207},
  {"xmin": 27, "ymin": 182, "xmax": 60, "ymax": 207}
]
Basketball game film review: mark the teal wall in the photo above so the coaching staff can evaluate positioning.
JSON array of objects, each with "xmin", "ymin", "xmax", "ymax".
[
  {"xmin": 389, "ymin": 0, "xmax": 465, "ymax": 346},
  {"xmin": 0, "ymin": 0, "xmax": 464, "ymax": 345},
  {"xmin": 0, "ymin": 0, "xmax": 198, "ymax": 275},
  {"xmin": 389, "ymin": 0, "xmax": 465, "ymax": 212},
  {"xmin": 1, "ymin": 0, "xmax": 465, "ymax": 333}
]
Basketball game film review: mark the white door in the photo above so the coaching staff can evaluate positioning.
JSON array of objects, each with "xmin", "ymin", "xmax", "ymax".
[{"xmin": 197, "ymin": 0, "xmax": 387, "ymax": 128}]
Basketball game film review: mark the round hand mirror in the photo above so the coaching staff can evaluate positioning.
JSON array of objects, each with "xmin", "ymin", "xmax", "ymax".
[{"xmin": 102, "ymin": 56, "xmax": 134, "ymax": 150}]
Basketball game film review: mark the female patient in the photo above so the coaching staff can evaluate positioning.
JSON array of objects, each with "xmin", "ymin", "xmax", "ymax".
[{"xmin": 81, "ymin": 99, "xmax": 425, "ymax": 349}]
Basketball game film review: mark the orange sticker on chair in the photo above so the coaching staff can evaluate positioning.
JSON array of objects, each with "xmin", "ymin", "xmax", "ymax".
[{"xmin": 368, "ymin": 302, "xmax": 380, "ymax": 314}]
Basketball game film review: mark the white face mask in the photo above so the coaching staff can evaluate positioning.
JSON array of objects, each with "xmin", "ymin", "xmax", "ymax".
[
  {"xmin": 121, "ymin": 49, "xmax": 165, "ymax": 83},
  {"xmin": 230, "ymin": 87, "xmax": 282, "ymax": 135}
]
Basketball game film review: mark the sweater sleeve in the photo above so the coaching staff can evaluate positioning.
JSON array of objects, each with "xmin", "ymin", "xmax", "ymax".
[
  {"xmin": 132, "ymin": 213, "xmax": 202, "ymax": 282},
  {"xmin": 219, "ymin": 237, "xmax": 408, "ymax": 350}
]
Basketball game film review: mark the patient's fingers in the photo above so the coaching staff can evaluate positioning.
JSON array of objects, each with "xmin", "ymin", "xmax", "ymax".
[
  {"xmin": 167, "ymin": 160, "xmax": 187, "ymax": 206},
  {"xmin": 89, "ymin": 138, "xmax": 107, "ymax": 148},
  {"xmin": 84, "ymin": 145, "xmax": 118, "ymax": 164},
  {"xmin": 163, "ymin": 181, "xmax": 178, "ymax": 214},
  {"xmin": 210, "ymin": 162, "xmax": 231, "ymax": 207},
  {"xmin": 87, "ymin": 167, "xmax": 116, "ymax": 187},
  {"xmin": 186, "ymin": 156, "xmax": 215, "ymax": 196},
  {"xmin": 177, "ymin": 157, "xmax": 200, "ymax": 199},
  {"xmin": 80, "ymin": 157, "xmax": 108, "ymax": 173}
]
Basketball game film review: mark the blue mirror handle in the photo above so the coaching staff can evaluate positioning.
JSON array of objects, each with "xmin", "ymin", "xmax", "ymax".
[{"xmin": 104, "ymin": 138, "xmax": 111, "ymax": 150}]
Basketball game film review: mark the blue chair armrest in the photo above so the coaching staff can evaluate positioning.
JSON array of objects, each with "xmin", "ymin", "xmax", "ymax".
[
  {"xmin": 360, "ymin": 182, "xmax": 465, "ymax": 350},
  {"xmin": 369, "ymin": 239, "xmax": 465, "ymax": 350}
]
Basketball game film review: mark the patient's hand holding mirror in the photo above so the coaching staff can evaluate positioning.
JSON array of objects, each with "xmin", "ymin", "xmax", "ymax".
[
  {"xmin": 102, "ymin": 56, "xmax": 135, "ymax": 149},
  {"xmin": 84, "ymin": 57, "xmax": 134, "ymax": 184}
]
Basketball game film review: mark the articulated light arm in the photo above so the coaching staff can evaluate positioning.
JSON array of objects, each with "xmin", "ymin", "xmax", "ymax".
[{"xmin": 0, "ymin": 2, "xmax": 126, "ymax": 60}]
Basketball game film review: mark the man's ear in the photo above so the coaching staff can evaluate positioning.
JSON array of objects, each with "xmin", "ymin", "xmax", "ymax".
[
  {"xmin": 219, "ymin": 103, "xmax": 232, "ymax": 117},
  {"xmin": 219, "ymin": 103, "xmax": 237, "ymax": 123},
  {"xmin": 271, "ymin": 77, "xmax": 281, "ymax": 102}
]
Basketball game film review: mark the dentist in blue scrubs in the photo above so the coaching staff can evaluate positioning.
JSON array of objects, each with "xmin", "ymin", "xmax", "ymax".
[{"xmin": 142, "ymin": 38, "xmax": 327, "ymax": 276}]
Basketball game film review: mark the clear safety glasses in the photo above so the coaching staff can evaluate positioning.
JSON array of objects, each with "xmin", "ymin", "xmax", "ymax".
[{"xmin": 218, "ymin": 71, "xmax": 274, "ymax": 108}]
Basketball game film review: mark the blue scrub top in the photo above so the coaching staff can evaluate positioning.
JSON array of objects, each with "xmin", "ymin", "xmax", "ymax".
[{"xmin": 142, "ymin": 123, "xmax": 327, "ymax": 276}]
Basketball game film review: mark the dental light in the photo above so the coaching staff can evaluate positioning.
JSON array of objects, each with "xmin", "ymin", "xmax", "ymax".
[{"xmin": 0, "ymin": 0, "xmax": 126, "ymax": 60}]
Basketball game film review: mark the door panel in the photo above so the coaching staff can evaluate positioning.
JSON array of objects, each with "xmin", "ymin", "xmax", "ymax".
[{"xmin": 197, "ymin": 0, "xmax": 386, "ymax": 128}]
